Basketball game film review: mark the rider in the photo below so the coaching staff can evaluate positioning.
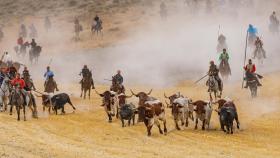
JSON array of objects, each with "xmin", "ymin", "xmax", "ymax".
[
  {"xmin": 0, "ymin": 68, "xmax": 6, "ymax": 85},
  {"xmin": 79, "ymin": 65, "xmax": 95, "ymax": 89},
  {"xmin": 1, "ymin": 52, "xmax": 13, "ymax": 67},
  {"xmin": 219, "ymin": 48, "xmax": 229, "ymax": 62},
  {"xmin": 44, "ymin": 16, "xmax": 51, "ymax": 31},
  {"xmin": 44, "ymin": 66, "xmax": 54, "ymax": 82},
  {"xmin": 208, "ymin": 61, "xmax": 222, "ymax": 91},
  {"xmin": 113, "ymin": 70, "xmax": 123, "ymax": 85},
  {"xmin": 9, "ymin": 73, "xmax": 28, "ymax": 105},
  {"xmin": 244, "ymin": 59, "xmax": 262, "ymax": 88},
  {"xmin": 218, "ymin": 34, "xmax": 226, "ymax": 44},
  {"xmin": 30, "ymin": 39, "xmax": 37, "ymax": 49},
  {"xmin": 270, "ymin": 11, "xmax": 279, "ymax": 25},
  {"xmin": 248, "ymin": 24, "xmax": 258, "ymax": 37},
  {"xmin": 253, "ymin": 37, "xmax": 266, "ymax": 59},
  {"xmin": 8, "ymin": 65, "xmax": 17, "ymax": 79},
  {"xmin": 17, "ymin": 36, "xmax": 24, "ymax": 46},
  {"xmin": 19, "ymin": 24, "xmax": 27, "ymax": 38}
]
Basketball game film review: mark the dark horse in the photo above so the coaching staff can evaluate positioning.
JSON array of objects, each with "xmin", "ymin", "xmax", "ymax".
[
  {"xmin": 80, "ymin": 75, "xmax": 93, "ymax": 99},
  {"xmin": 219, "ymin": 59, "xmax": 231, "ymax": 80},
  {"xmin": 29, "ymin": 46, "xmax": 42, "ymax": 64},
  {"xmin": 110, "ymin": 77, "xmax": 125, "ymax": 94}
]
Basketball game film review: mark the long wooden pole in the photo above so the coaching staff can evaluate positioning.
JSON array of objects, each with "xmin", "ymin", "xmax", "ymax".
[{"xmin": 242, "ymin": 31, "xmax": 249, "ymax": 88}]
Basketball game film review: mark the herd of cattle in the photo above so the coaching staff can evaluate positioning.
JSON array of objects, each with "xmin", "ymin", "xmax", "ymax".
[{"xmin": 94, "ymin": 89, "xmax": 240, "ymax": 136}]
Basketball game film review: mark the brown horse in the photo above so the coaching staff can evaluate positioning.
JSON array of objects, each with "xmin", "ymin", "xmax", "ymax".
[
  {"xmin": 44, "ymin": 77, "xmax": 59, "ymax": 93},
  {"xmin": 80, "ymin": 76, "xmax": 93, "ymax": 99}
]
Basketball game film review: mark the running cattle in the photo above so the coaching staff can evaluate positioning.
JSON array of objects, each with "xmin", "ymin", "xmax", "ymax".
[
  {"xmin": 219, "ymin": 106, "xmax": 235, "ymax": 134},
  {"xmin": 119, "ymin": 103, "xmax": 136, "ymax": 127},
  {"xmin": 131, "ymin": 89, "xmax": 167, "ymax": 136},
  {"xmin": 96, "ymin": 90, "xmax": 116, "ymax": 123},
  {"xmin": 191, "ymin": 100, "xmax": 213, "ymax": 130},
  {"xmin": 39, "ymin": 93, "xmax": 76, "ymax": 115},
  {"xmin": 115, "ymin": 93, "xmax": 133, "ymax": 119},
  {"xmin": 215, "ymin": 99, "xmax": 240, "ymax": 130},
  {"xmin": 164, "ymin": 93, "xmax": 194, "ymax": 130}
]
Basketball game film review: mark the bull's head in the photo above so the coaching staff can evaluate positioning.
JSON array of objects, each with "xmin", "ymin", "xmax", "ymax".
[
  {"xmin": 130, "ymin": 89, "xmax": 152, "ymax": 106},
  {"xmin": 117, "ymin": 93, "xmax": 133, "ymax": 107},
  {"xmin": 164, "ymin": 92, "xmax": 181, "ymax": 108},
  {"xmin": 95, "ymin": 90, "xmax": 115, "ymax": 109}
]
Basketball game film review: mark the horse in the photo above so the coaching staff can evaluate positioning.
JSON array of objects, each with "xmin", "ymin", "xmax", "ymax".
[
  {"xmin": 29, "ymin": 46, "xmax": 42, "ymax": 64},
  {"xmin": 80, "ymin": 75, "xmax": 93, "ymax": 99},
  {"xmin": 253, "ymin": 47, "xmax": 266, "ymax": 65},
  {"xmin": 206, "ymin": 76, "xmax": 222, "ymax": 101},
  {"xmin": 246, "ymin": 72, "xmax": 258, "ymax": 98},
  {"xmin": 44, "ymin": 77, "xmax": 59, "ymax": 93},
  {"xmin": 74, "ymin": 23, "xmax": 83, "ymax": 41},
  {"xmin": 219, "ymin": 59, "xmax": 231, "ymax": 80},
  {"xmin": 0, "ymin": 76, "xmax": 10, "ymax": 112},
  {"xmin": 91, "ymin": 20, "xmax": 103, "ymax": 36},
  {"xmin": 110, "ymin": 77, "xmax": 125, "ymax": 94},
  {"xmin": 18, "ymin": 42, "xmax": 29, "ymax": 58}
]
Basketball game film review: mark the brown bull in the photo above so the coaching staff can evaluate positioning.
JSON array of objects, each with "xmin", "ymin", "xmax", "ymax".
[
  {"xmin": 131, "ymin": 89, "xmax": 167, "ymax": 136},
  {"xmin": 191, "ymin": 100, "xmax": 213, "ymax": 130},
  {"xmin": 96, "ymin": 90, "xmax": 116, "ymax": 123}
]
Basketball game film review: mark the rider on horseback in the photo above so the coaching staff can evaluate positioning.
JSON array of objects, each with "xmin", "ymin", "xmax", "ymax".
[
  {"xmin": 270, "ymin": 11, "xmax": 279, "ymax": 29},
  {"xmin": 9, "ymin": 73, "xmax": 28, "ymax": 105},
  {"xmin": 30, "ymin": 39, "xmax": 37, "ymax": 49},
  {"xmin": 79, "ymin": 65, "xmax": 95, "ymax": 89},
  {"xmin": 219, "ymin": 48, "xmax": 229, "ymax": 61},
  {"xmin": 22, "ymin": 67, "xmax": 36, "ymax": 91},
  {"xmin": 208, "ymin": 61, "xmax": 222, "ymax": 91},
  {"xmin": 113, "ymin": 70, "xmax": 123, "ymax": 85},
  {"xmin": 253, "ymin": 37, "xmax": 266, "ymax": 59},
  {"xmin": 1, "ymin": 52, "xmax": 13, "ymax": 67},
  {"xmin": 244, "ymin": 59, "xmax": 262, "ymax": 88}
]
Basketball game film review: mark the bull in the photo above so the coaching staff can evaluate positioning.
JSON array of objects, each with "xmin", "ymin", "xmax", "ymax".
[
  {"xmin": 164, "ymin": 93, "xmax": 194, "ymax": 130},
  {"xmin": 131, "ymin": 89, "xmax": 167, "ymax": 136},
  {"xmin": 191, "ymin": 100, "xmax": 213, "ymax": 130},
  {"xmin": 214, "ymin": 99, "xmax": 240, "ymax": 130},
  {"xmin": 95, "ymin": 90, "xmax": 116, "ymax": 123},
  {"xmin": 37, "ymin": 93, "xmax": 76, "ymax": 115}
]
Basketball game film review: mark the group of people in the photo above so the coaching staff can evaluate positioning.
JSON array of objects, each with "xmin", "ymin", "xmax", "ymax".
[{"xmin": 19, "ymin": 23, "xmax": 38, "ymax": 39}]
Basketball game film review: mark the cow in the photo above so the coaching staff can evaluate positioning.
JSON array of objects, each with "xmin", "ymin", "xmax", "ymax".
[
  {"xmin": 119, "ymin": 103, "xmax": 136, "ymax": 127},
  {"xmin": 131, "ymin": 89, "xmax": 167, "ymax": 136},
  {"xmin": 215, "ymin": 98, "xmax": 240, "ymax": 130},
  {"xmin": 164, "ymin": 93, "xmax": 194, "ymax": 130},
  {"xmin": 115, "ymin": 93, "xmax": 133, "ymax": 119},
  {"xmin": 219, "ymin": 106, "xmax": 235, "ymax": 134},
  {"xmin": 191, "ymin": 100, "xmax": 213, "ymax": 130},
  {"xmin": 95, "ymin": 90, "xmax": 116, "ymax": 123},
  {"xmin": 37, "ymin": 93, "xmax": 76, "ymax": 115}
]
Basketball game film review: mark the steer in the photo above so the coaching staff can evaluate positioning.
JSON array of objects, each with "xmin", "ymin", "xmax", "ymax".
[
  {"xmin": 215, "ymin": 99, "xmax": 240, "ymax": 130},
  {"xmin": 164, "ymin": 93, "xmax": 194, "ymax": 130},
  {"xmin": 131, "ymin": 89, "xmax": 167, "ymax": 136},
  {"xmin": 115, "ymin": 93, "xmax": 133, "ymax": 119},
  {"xmin": 39, "ymin": 93, "xmax": 76, "ymax": 115},
  {"xmin": 96, "ymin": 90, "xmax": 116, "ymax": 123},
  {"xmin": 191, "ymin": 100, "xmax": 213, "ymax": 130},
  {"xmin": 219, "ymin": 106, "xmax": 235, "ymax": 134}
]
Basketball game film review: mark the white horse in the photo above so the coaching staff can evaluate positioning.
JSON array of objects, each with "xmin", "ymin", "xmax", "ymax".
[{"xmin": 0, "ymin": 76, "xmax": 10, "ymax": 112}]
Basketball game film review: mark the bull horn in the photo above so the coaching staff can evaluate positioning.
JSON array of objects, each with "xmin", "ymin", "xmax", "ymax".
[
  {"xmin": 126, "ymin": 93, "xmax": 133, "ymax": 98},
  {"xmin": 130, "ymin": 89, "xmax": 137, "ymax": 96},
  {"xmin": 147, "ymin": 89, "xmax": 153, "ymax": 95},
  {"xmin": 164, "ymin": 93, "xmax": 169, "ymax": 99}
]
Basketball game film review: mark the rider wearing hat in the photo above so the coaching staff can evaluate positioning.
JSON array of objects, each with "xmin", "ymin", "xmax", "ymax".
[
  {"xmin": 79, "ymin": 65, "xmax": 94, "ymax": 89},
  {"xmin": 113, "ymin": 70, "xmax": 123, "ymax": 85},
  {"xmin": 244, "ymin": 59, "xmax": 262, "ymax": 88},
  {"xmin": 208, "ymin": 61, "xmax": 222, "ymax": 91}
]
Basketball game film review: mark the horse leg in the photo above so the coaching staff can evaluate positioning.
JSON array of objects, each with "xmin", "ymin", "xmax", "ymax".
[
  {"xmin": 83, "ymin": 89, "xmax": 86, "ymax": 99},
  {"xmin": 88, "ymin": 88, "xmax": 91, "ymax": 99},
  {"xmin": 16, "ymin": 106, "xmax": 20, "ymax": 121},
  {"xmin": 80, "ymin": 87, "xmax": 83, "ymax": 98},
  {"xmin": 10, "ymin": 105, "xmax": 13, "ymax": 115},
  {"xmin": 23, "ymin": 105, "xmax": 26, "ymax": 121}
]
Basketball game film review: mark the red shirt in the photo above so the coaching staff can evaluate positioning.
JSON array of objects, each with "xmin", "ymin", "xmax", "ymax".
[
  {"xmin": 11, "ymin": 78, "xmax": 25, "ymax": 89},
  {"xmin": 17, "ymin": 37, "xmax": 23, "ymax": 45},
  {"xmin": 244, "ymin": 64, "xmax": 256, "ymax": 73}
]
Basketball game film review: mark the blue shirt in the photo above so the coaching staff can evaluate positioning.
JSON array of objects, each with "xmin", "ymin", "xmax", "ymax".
[{"xmin": 44, "ymin": 70, "xmax": 54, "ymax": 80}]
